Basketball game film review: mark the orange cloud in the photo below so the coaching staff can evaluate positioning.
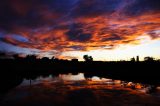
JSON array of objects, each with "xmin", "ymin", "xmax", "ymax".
[{"xmin": 1, "ymin": 12, "xmax": 160, "ymax": 53}]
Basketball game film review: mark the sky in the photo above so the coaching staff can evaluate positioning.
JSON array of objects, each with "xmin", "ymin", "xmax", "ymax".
[{"xmin": 0, "ymin": 0, "xmax": 160, "ymax": 61}]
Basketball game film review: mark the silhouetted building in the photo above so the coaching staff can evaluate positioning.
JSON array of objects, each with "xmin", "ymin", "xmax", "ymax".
[{"xmin": 136, "ymin": 56, "xmax": 139, "ymax": 62}]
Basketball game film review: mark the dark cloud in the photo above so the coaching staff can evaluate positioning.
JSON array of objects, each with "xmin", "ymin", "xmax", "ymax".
[
  {"xmin": 69, "ymin": 45, "xmax": 86, "ymax": 51},
  {"xmin": 148, "ymin": 31, "xmax": 160, "ymax": 39},
  {"xmin": 0, "ymin": 0, "xmax": 159, "ymax": 32},
  {"xmin": 66, "ymin": 23, "xmax": 92, "ymax": 42},
  {"xmin": 66, "ymin": 30, "xmax": 92, "ymax": 42},
  {"xmin": 0, "ymin": 0, "xmax": 74, "ymax": 32},
  {"xmin": 124, "ymin": 0, "xmax": 160, "ymax": 16},
  {"xmin": 101, "ymin": 34, "xmax": 122, "ymax": 42},
  {"xmin": 72, "ymin": 0, "xmax": 122, "ymax": 18}
]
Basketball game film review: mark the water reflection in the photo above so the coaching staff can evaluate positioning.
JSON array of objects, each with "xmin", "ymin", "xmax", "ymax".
[
  {"xmin": 59, "ymin": 73, "xmax": 85, "ymax": 81},
  {"xmin": 1, "ymin": 73, "xmax": 160, "ymax": 106},
  {"xmin": 18, "ymin": 73, "xmax": 157, "ymax": 94}
]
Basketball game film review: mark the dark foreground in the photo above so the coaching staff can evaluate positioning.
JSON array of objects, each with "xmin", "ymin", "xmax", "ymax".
[{"xmin": 0, "ymin": 59, "xmax": 160, "ymax": 105}]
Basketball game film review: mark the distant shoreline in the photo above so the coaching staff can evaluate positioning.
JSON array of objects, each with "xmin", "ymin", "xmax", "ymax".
[{"xmin": 0, "ymin": 59, "xmax": 160, "ymax": 85}]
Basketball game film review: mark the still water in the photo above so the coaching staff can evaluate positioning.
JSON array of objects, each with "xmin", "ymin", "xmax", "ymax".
[{"xmin": 1, "ymin": 73, "xmax": 160, "ymax": 106}]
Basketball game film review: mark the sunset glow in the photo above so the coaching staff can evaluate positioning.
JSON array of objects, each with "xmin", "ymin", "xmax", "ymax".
[{"xmin": 0, "ymin": 0, "xmax": 160, "ymax": 60}]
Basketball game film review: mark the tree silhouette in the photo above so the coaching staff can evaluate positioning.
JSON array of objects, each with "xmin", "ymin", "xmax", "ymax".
[
  {"xmin": 0, "ymin": 52, "xmax": 6, "ymax": 59},
  {"xmin": 83, "ymin": 55, "xmax": 93, "ymax": 62},
  {"xmin": 130, "ymin": 57, "xmax": 135, "ymax": 62},
  {"xmin": 0, "ymin": 52, "xmax": 5, "ymax": 56},
  {"xmin": 144, "ymin": 57, "xmax": 154, "ymax": 62},
  {"xmin": 13, "ymin": 54, "xmax": 21, "ymax": 60},
  {"xmin": 42, "ymin": 57, "xmax": 50, "ymax": 61},
  {"xmin": 25, "ymin": 55, "xmax": 37, "ymax": 61}
]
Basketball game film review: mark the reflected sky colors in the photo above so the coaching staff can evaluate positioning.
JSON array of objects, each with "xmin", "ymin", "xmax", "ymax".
[
  {"xmin": 3, "ymin": 73, "xmax": 160, "ymax": 106},
  {"xmin": 59, "ymin": 73, "xmax": 85, "ymax": 81},
  {"xmin": 19, "ymin": 73, "xmax": 151, "ymax": 92},
  {"xmin": 0, "ymin": 0, "xmax": 160, "ymax": 60}
]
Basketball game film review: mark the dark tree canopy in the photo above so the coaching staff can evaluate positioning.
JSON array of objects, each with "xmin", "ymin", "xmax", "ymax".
[{"xmin": 83, "ymin": 55, "xmax": 93, "ymax": 62}]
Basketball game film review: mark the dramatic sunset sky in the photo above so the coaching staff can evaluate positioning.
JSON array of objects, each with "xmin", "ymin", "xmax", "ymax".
[{"xmin": 0, "ymin": 0, "xmax": 160, "ymax": 61}]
